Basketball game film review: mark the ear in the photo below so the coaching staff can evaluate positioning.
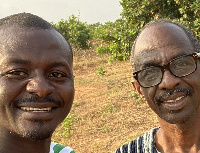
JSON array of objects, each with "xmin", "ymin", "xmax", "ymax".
[
  {"xmin": 131, "ymin": 80, "xmax": 146, "ymax": 101},
  {"xmin": 131, "ymin": 80, "xmax": 143, "ymax": 95}
]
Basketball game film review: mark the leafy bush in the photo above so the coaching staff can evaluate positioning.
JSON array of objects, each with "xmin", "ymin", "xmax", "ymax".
[
  {"xmin": 53, "ymin": 1, "xmax": 200, "ymax": 61},
  {"xmin": 92, "ymin": 0, "xmax": 200, "ymax": 62},
  {"xmin": 90, "ymin": 19, "xmax": 134, "ymax": 62},
  {"xmin": 54, "ymin": 15, "xmax": 90, "ymax": 49},
  {"xmin": 96, "ymin": 45, "xmax": 110, "ymax": 54},
  {"xmin": 120, "ymin": 0, "xmax": 200, "ymax": 39}
]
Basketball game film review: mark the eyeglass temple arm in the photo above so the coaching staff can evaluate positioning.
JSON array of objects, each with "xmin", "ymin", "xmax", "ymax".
[{"xmin": 197, "ymin": 52, "xmax": 200, "ymax": 58}]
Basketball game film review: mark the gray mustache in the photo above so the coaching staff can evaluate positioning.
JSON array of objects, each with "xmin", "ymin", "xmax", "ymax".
[{"xmin": 156, "ymin": 88, "xmax": 193, "ymax": 103}]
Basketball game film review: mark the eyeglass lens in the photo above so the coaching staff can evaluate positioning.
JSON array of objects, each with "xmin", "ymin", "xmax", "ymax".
[{"xmin": 137, "ymin": 55, "xmax": 196, "ymax": 87}]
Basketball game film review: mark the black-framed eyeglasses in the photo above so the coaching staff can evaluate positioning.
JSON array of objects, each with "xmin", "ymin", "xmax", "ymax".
[{"xmin": 133, "ymin": 52, "xmax": 200, "ymax": 88}]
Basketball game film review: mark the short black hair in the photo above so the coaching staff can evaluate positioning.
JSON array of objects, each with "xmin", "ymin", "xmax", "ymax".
[
  {"xmin": 0, "ymin": 12, "xmax": 73, "ymax": 56},
  {"xmin": 0, "ymin": 12, "xmax": 54, "ymax": 29},
  {"xmin": 131, "ymin": 19, "xmax": 200, "ymax": 71}
]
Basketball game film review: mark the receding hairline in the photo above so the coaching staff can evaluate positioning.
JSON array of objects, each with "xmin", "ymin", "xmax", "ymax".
[
  {"xmin": 134, "ymin": 22, "xmax": 191, "ymax": 55},
  {"xmin": 130, "ymin": 19, "xmax": 200, "ymax": 72},
  {"xmin": 134, "ymin": 21, "xmax": 192, "ymax": 54}
]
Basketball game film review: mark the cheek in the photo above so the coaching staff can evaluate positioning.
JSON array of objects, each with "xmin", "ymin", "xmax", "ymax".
[
  {"xmin": 0, "ymin": 81, "xmax": 25, "ymax": 124},
  {"xmin": 142, "ymin": 87, "xmax": 157, "ymax": 108},
  {"xmin": 184, "ymin": 72, "xmax": 200, "ymax": 99},
  {"xmin": 60, "ymin": 81, "xmax": 74, "ymax": 100},
  {"xmin": 191, "ymin": 65, "xmax": 200, "ymax": 86},
  {"xmin": 142, "ymin": 87, "xmax": 156, "ymax": 99},
  {"xmin": 57, "ymin": 92, "xmax": 74, "ymax": 124},
  {"xmin": 0, "ymin": 81, "xmax": 23, "ymax": 104},
  {"xmin": 59, "ymin": 83, "xmax": 75, "ymax": 111}
]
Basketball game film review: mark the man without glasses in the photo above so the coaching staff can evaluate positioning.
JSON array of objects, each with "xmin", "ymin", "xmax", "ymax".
[
  {"xmin": 0, "ymin": 13, "xmax": 75, "ymax": 153},
  {"xmin": 115, "ymin": 19, "xmax": 200, "ymax": 153}
]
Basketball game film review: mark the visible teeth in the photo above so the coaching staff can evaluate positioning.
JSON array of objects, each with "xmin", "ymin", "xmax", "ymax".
[
  {"xmin": 20, "ymin": 107, "xmax": 52, "ymax": 112},
  {"xmin": 165, "ymin": 96, "xmax": 184, "ymax": 103}
]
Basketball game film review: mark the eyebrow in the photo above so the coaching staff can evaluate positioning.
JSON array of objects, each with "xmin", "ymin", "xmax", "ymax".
[
  {"xmin": 9, "ymin": 59, "xmax": 71, "ymax": 69},
  {"xmin": 10, "ymin": 59, "xmax": 31, "ymax": 65},
  {"xmin": 141, "ymin": 62, "xmax": 158, "ymax": 69},
  {"xmin": 137, "ymin": 52, "xmax": 190, "ymax": 72},
  {"xmin": 50, "ymin": 61, "xmax": 72, "ymax": 74},
  {"xmin": 50, "ymin": 61, "xmax": 71, "ymax": 67}
]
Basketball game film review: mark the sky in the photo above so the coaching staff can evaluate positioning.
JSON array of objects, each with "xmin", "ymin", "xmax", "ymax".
[{"xmin": 0, "ymin": 0, "xmax": 123, "ymax": 24}]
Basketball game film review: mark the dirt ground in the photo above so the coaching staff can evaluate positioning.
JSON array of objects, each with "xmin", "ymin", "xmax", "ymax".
[{"xmin": 52, "ymin": 50, "xmax": 159, "ymax": 153}]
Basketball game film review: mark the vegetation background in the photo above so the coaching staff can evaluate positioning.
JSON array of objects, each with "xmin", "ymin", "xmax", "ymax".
[{"xmin": 52, "ymin": 0, "xmax": 200, "ymax": 152}]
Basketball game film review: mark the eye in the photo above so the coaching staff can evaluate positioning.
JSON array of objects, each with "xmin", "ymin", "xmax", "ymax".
[
  {"xmin": 144, "ymin": 71, "xmax": 158, "ymax": 81},
  {"xmin": 172, "ymin": 60, "xmax": 192, "ymax": 71},
  {"xmin": 5, "ymin": 70, "xmax": 28, "ymax": 79},
  {"xmin": 140, "ymin": 68, "xmax": 160, "ymax": 81},
  {"xmin": 171, "ymin": 56, "xmax": 195, "ymax": 70},
  {"xmin": 48, "ymin": 71, "xmax": 69, "ymax": 81},
  {"xmin": 173, "ymin": 60, "xmax": 187, "ymax": 68}
]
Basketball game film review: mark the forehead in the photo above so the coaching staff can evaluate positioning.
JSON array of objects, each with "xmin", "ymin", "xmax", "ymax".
[
  {"xmin": 133, "ymin": 23, "xmax": 194, "ymax": 68},
  {"xmin": 0, "ymin": 26, "xmax": 72, "ymax": 66}
]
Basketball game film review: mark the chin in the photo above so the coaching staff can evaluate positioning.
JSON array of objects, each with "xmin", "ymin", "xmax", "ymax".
[
  {"xmin": 159, "ymin": 109, "xmax": 196, "ymax": 124},
  {"xmin": 16, "ymin": 121, "xmax": 56, "ymax": 141},
  {"xmin": 22, "ymin": 129, "xmax": 53, "ymax": 141}
]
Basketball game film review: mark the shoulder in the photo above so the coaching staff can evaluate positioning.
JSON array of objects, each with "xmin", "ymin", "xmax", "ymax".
[
  {"xmin": 50, "ymin": 142, "xmax": 75, "ymax": 153},
  {"xmin": 115, "ymin": 136, "xmax": 142, "ymax": 153},
  {"xmin": 115, "ymin": 127, "xmax": 160, "ymax": 153}
]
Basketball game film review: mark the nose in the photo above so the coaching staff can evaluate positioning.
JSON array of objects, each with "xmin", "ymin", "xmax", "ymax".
[
  {"xmin": 26, "ymin": 73, "xmax": 54, "ymax": 97},
  {"xmin": 158, "ymin": 70, "xmax": 181, "ymax": 90}
]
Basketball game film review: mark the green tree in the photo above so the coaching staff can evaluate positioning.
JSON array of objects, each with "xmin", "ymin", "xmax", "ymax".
[
  {"xmin": 90, "ymin": 19, "xmax": 136, "ymax": 62},
  {"xmin": 91, "ymin": 0, "xmax": 200, "ymax": 62},
  {"xmin": 120, "ymin": 0, "xmax": 200, "ymax": 38},
  {"xmin": 53, "ymin": 1, "xmax": 200, "ymax": 61},
  {"xmin": 54, "ymin": 15, "xmax": 90, "ymax": 49}
]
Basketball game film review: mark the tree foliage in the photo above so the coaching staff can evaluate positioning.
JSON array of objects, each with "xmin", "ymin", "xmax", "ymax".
[
  {"xmin": 89, "ymin": 19, "xmax": 136, "ymax": 62},
  {"xmin": 54, "ymin": 15, "xmax": 90, "ymax": 49},
  {"xmin": 89, "ymin": 0, "xmax": 200, "ymax": 62},
  {"xmin": 53, "ymin": 1, "xmax": 200, "ymax": 61},
  {"xmin": 120, "ymin": 0, "xmax": 200, "ymax": 38}
]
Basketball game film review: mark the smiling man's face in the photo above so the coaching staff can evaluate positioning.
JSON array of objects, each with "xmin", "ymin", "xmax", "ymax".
[
  {"xmin": 0, "ymin": 26, "xmax": 74, "ymax": 140},
  {"xmin": 133, "ymin": 23, "xmax": 200, "ymax": 124}
]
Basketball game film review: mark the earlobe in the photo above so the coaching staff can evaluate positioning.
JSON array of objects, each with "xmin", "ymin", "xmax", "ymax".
[
  {"xmin": 132, "ymin": 80, "xmax": 142, "ymax": 94},
  {"xmin": 131, "ymin": 80, "xmax": 145, "ymax": 101}
]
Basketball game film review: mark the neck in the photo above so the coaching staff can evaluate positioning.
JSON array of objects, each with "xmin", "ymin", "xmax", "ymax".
[
  {"xmin": 155, "ymin": 109, "xmax": 200, "ymax": 153},
  {"xmin": 0, "ymin": 129, "xmax": 51, "ymax": 153}
]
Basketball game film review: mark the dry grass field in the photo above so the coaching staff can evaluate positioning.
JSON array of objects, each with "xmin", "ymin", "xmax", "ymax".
[{"xmin": 52, "ymin": 49, "xmax": 159, "ymax": 153}]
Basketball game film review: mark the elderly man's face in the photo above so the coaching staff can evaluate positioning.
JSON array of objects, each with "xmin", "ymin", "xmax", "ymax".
[
  {"xmin": 133, "ymin": 23, "xmax": 200, "ymax": 124},
  {"xmin": 0, "ymin": 27, "xmax": 74, "ymax": 140}
]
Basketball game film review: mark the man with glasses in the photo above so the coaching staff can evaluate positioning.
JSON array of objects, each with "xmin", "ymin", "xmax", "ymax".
[{"xmin": 115, "ymin": 19, "xmax": 200, "ymax": 153}]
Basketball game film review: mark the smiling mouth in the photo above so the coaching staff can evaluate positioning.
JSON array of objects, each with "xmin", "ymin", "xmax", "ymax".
[
  {"xmin": 164, "ymin": 96, "xmax": 185, "ymax": 103},
  {"xmin": 20, "ymin": 107, "xmax": 53, "ymax": 112}
]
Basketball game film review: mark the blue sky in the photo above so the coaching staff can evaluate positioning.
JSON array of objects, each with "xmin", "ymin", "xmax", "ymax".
[{"xmin": 0, "ymin": 0, "xmax": 123, "ymax": 24}]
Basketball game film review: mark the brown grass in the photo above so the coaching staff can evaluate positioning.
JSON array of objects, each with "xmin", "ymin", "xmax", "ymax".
[{"xmin": 52, "ymin": 50, "xmax": 159, "ymax": 153}]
